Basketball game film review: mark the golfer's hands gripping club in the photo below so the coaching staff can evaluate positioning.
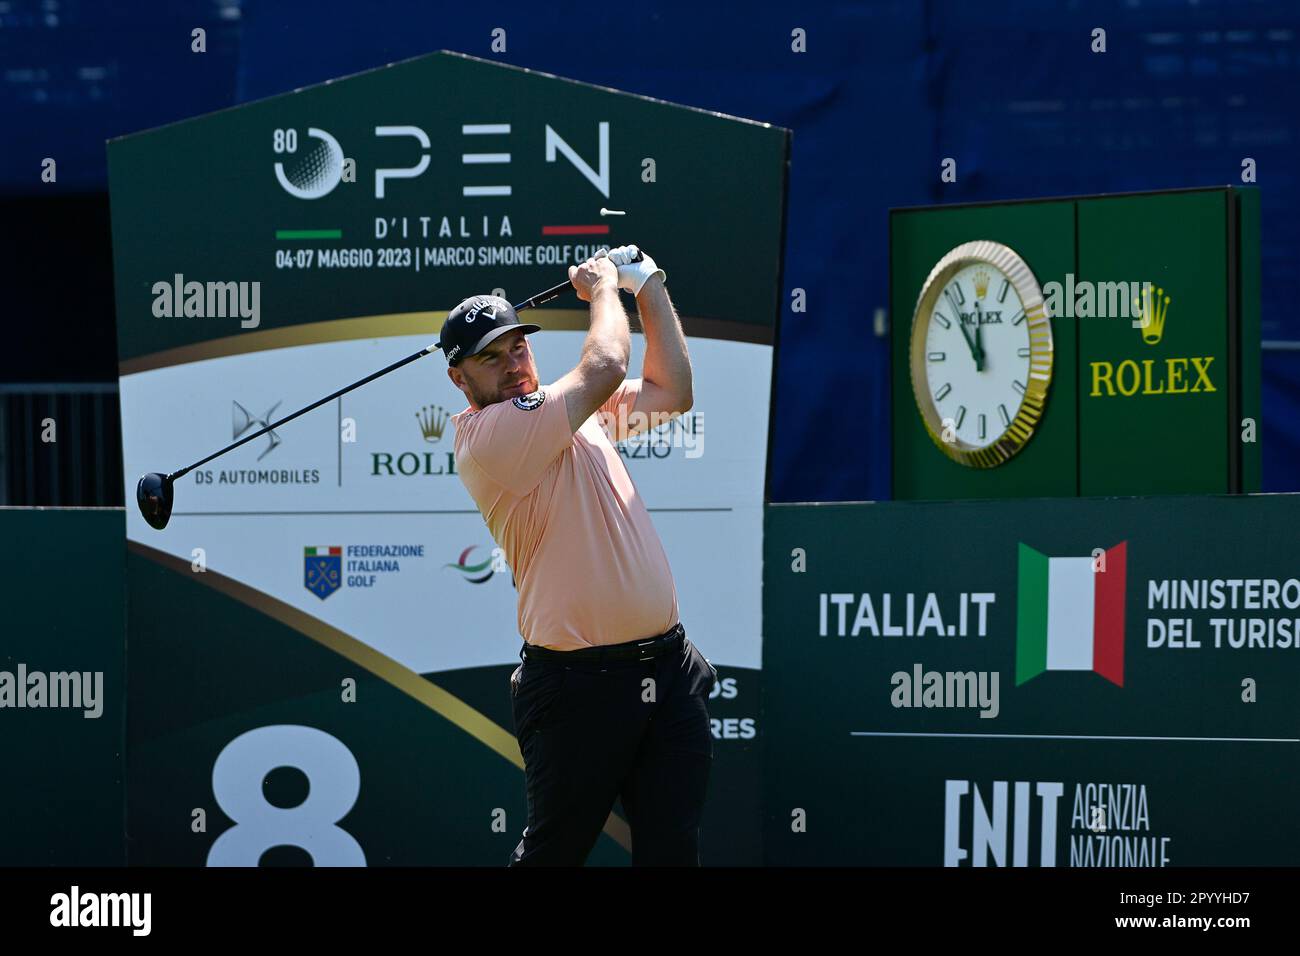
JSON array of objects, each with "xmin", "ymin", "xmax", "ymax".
[
  {"xmin": 606, "ymin": 244, "xmax": 666, "ymax": 296},
  {"xmin": 568, "ymin": 255, "xmax": 620, "ymax": 303}
]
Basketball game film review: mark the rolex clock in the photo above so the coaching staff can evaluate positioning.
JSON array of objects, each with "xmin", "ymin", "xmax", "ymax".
[{"xmin": 909, "ymin": 240, "xmax": 1053, "ymax": 468}]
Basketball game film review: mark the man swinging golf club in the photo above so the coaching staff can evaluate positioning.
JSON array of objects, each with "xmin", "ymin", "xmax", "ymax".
[{"xmin": 442, "ymin": 245, "xmax": 717, "ymax": 866}]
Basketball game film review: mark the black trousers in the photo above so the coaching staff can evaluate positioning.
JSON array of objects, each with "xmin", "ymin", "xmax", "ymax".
[{"xmin": 507, "ymin": 623, "xmax": 716, "ymax": 866}]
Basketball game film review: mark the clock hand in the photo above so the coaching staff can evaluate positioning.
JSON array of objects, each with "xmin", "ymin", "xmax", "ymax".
[
  {"xmin": 954, "ymin": 310, "xmax": 978, "ymax": 355},
  {"xmin": 973, "ymin": 303, "xmax": 986, "ymax": 372},
  {"xmin": 944, "ymin": 291, "xmax": 979, "ymax": 365}
]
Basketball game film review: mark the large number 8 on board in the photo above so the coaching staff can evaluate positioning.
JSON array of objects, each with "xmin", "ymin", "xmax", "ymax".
[{"xmin": 207, "ymin": 725, "xmax": 366, "ymax": 867}]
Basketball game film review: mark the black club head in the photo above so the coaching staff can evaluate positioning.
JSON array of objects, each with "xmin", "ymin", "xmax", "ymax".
[{"xmin": 136, "ymin": 472, "xmax": 175, "ymax": 530}]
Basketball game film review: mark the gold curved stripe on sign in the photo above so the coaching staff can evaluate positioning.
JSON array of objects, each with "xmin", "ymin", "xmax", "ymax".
[{"xmin": 125, "ymin": 538, "xmax": 633, "ymax": 855}]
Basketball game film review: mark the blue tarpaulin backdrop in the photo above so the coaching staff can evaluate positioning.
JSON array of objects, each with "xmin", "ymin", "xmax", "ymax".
[{"xmin": 3, "ymin": 0, "xmax": 1296, "ymax": 498}]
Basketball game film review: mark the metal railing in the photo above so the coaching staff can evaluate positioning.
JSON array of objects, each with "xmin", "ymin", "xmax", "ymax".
[{"xmin": 0, "ymin": 383, "xmax": 122, "ymax": 507}]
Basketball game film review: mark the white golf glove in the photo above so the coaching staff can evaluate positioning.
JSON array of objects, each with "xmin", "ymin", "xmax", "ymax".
[{"xmin": 604, "ymin": 244, "xmax": 666, "ymax": 295}]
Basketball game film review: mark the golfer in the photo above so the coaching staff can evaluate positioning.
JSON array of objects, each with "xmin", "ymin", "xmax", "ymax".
[{"xmin": 441, "ymin": 246, "xmax": 716, "ymax": 866}]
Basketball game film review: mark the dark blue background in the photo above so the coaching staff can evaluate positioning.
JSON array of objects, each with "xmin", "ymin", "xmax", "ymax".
[{"xmin": 3, "ymin": 0, "xmax": 1296, "ymax": 499}]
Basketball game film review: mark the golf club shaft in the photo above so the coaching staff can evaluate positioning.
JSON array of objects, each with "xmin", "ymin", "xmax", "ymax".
[
  {"xmin": 513, "ymin": 277, "xmax": 574, "ymax": 311},
  {"xmin": 166, "ymin": 274, "xmax": 580, "ymax": 482},
  {"xmin": 168, "ymin": 346, "xmax": 434, "ymax": 481}
]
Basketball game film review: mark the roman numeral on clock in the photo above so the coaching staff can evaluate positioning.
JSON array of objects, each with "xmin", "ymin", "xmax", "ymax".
[
  {"xmin": 1012, "ymin": 310, "xmax": 1025, "ymax": 325},
  {"xmin": 927, "ymin": 351, "xmax": 946, "ymax": 361},
  {"xmin": 998, "ymin": 279, "xmax": 1009, "ymax": 303},
  {"xmin": 978, "ymin": 414, "xmax": 986, "ymax": 440},
  {"xmin": 999, "ymin": 404, "xmax": 1011, "ymax": 427},
  {"xmin": 934, "ymin": 383, "xmax": 952, "ymax": 401},
  {"xmin": 1017, "ymin": 347, "xmax": 1031, "ymax": 358},
  {"xmin": 1012, "ymin": 380, "xmax": 1026, "ymax": 395}
]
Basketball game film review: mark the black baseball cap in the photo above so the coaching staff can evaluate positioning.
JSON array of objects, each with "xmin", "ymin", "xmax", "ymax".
[{"xmin": 437, "ymin": 295, "xmax": 541, "ymax": 367}]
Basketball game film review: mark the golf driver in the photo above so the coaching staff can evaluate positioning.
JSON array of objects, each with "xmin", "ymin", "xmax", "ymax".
[{"xmin": 135, "ymin": 253, "xmax": 628, "ymax": 530}]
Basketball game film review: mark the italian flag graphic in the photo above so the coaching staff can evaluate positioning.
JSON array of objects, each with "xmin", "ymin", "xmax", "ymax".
[
  {"xmin": 1016, "ymin": 541, "xmax": 1126, "ymax": 687},
  {"xmin": 304, "ymin": 546, "xmax": 341, "ymax": 557}
]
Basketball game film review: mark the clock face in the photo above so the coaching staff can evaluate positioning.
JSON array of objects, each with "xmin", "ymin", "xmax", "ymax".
[
  {"xmin": 922, "ymin": 263, "xmax": 1031, "ymax": 449},
  {"xmin": 910, "ymin": 241, "xmax": 1053, "ymax": 468}
]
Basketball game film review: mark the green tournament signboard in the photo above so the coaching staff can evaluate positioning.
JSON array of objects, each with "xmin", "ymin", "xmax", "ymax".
[
  {"xmin": 762, "ymin": 496, "xmax": 1300, "ymax": 866},
  {"xmin": 109, "ymin": 52, "xmax": 788, "ymax": 865},
  {"xmin": 890, "ymin": 187, "xmax": 1260, "ymax": 500}
]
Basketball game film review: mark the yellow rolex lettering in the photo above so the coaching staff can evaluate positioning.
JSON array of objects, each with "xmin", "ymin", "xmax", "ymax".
[
  {"xmin": 1166, "ymin": 357, "xmax": 1189, "ymax": 394},
  {"xmin": 1141, "ymin": 359, "xmax": 1165, "ymax": 395},
  {"xmin": 1116, "ymin": 359, "xmax": 1141, "ymax": 396},
  {"xmin": 1190, "ymin": 355, "xmax": 1215, "ymax": 392},
  {"xmin": 1089, "ymin": 355, "xmax": 1219, "ymax": 397},
  {"xmin": 1090, "ymin": 361, "xmax": 1115, "ymax": 397}
]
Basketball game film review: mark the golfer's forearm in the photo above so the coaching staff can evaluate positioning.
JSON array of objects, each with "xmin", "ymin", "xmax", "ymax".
[
  {"xmin": 580, "ymin": 286, "xmax": 630, "ymax": 376},
  {"xmin": 636, "ymin": 279, "xmax": 692, "ymax": 406}
]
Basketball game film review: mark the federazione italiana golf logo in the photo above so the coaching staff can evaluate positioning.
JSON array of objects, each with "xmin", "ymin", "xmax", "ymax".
[
  {"xmin": 1015, "ymin": 542, "xmax": 1127, "ymax": 686},
  {"xmin": 304, "ymin": 546, "xmax": 342, "ymax": 599},
  {"xmin": 303, "ymin": 543, "xmax": 428, "ymax": 599}
]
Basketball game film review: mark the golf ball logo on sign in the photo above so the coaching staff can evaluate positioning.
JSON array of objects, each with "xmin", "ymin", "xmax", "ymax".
[
  {"xmin": 304, "ymin": 546, "xmax": 342, "ymax": 599},
  {"xmin": 273, "ymin": 127, "xmax": 346, "ymax": 200}
]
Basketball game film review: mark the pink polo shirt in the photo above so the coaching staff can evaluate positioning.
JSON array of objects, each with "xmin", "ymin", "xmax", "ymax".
[{"xmin": 451, "ymin": 379, "xmax": 679, "ymax": 650}]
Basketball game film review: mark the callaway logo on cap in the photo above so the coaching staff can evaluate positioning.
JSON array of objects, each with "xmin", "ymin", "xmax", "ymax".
[
  {"xmin": 464, "ymin": 299, "xmax": 496, "ymax": 323},
  {"xmin": 437, "ymin": 294, "xmax": 541, "ymax": 367}
]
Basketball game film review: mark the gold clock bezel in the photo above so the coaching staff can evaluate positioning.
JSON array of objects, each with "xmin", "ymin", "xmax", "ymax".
[{"xmin": 909, "ymin": 240, "xmax": 1054, "ymax": 469}]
